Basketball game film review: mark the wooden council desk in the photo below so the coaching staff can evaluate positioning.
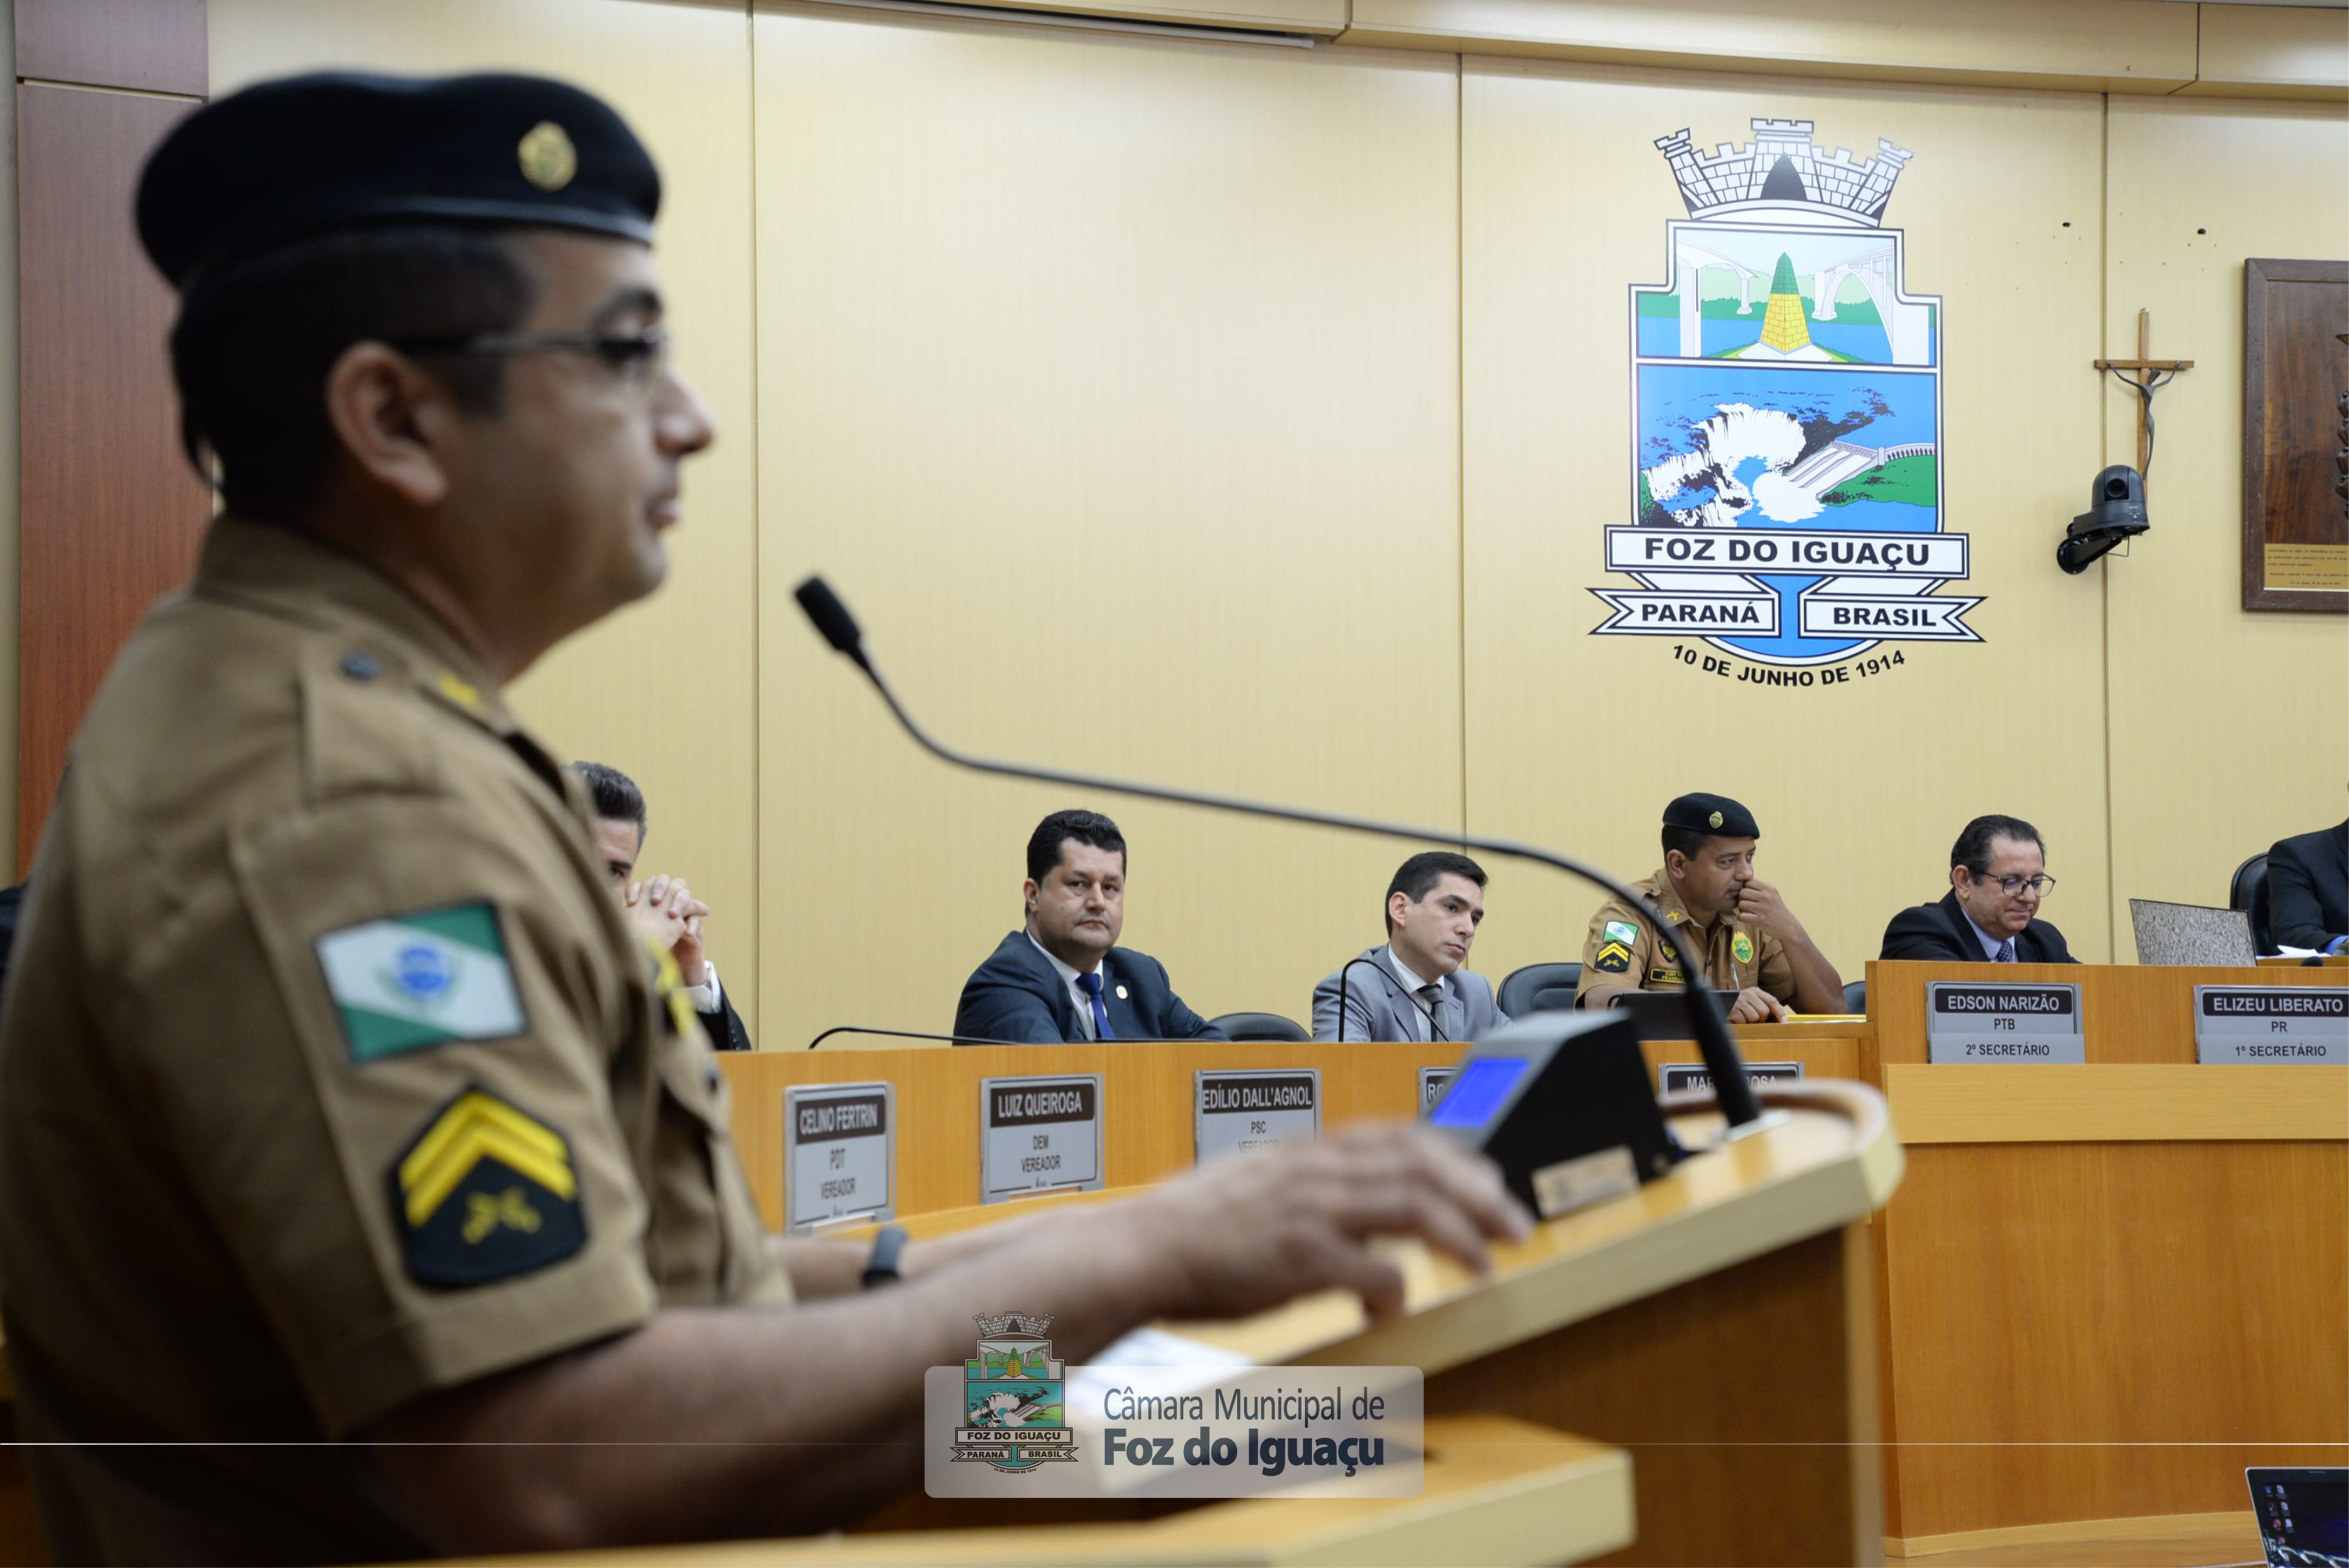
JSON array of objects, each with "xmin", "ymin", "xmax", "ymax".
[
  {"xmin": 714, "ymin": 1024, "xmax": 1867, "ymax": 1230},
  {"xmin": 1861, "ymin": 960, "xmax": 2348, "ymax": 1555}
]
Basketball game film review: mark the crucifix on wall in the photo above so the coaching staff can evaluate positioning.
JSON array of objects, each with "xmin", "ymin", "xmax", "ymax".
[{"xmin": 2094, "ymin": 308, "xmax": 2195, "ymax": 484}]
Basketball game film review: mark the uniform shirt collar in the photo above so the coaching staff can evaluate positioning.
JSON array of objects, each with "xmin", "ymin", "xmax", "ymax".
[
  {"xmin": 192, "ymin": 515, "xmax": 516, "ymax": 735},
  {"xmin": 1645, "ymin": 870, "xmax": 1698, "ymax": 928}
]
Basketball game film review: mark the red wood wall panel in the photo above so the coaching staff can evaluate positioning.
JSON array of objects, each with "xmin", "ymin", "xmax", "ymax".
[
  {"xmin": 16, "ymin": 0, "xmax": 206, "ymax": 97},
  {"xmin": 15, "ymin": 83, "xmax": 211, "ymax": 871}
]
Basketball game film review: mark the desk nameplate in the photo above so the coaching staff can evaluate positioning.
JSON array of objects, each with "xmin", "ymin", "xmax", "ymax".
[
  {"xmin": 783, "ymin": 1081, "xmax": 896, "ymax": 1234},
  {"xmin": 980, "ymin": 1073, "xmax": 1105, "ymax": 1203},
  {"xmin": 1658, "ymin": 1060, "xmax": 1804, "ymax": 1094},
  {"xmin": 2194, "ymin": 985, "xmax": 2348, "ymax": 1064},
  {"xmin": 1926, "ymin": 981, "xmax": 2085, "ymax": 1064},
  {"xmin": 1194, "ymin": 1068, "xmax": 1318, "ymax": 1166},
  {"xmin": 1418, "ymin": 1065, "xmax": 1456, "ymax": 1113}
]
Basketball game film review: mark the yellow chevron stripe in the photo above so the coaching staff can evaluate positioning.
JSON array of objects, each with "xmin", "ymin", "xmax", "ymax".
[
  {"xmin": 400, "ymin": 1094, "xmax": 572, "ymax": 1226},
  {"xmin": 1596, "ymin": 940, "xmax": 1632, "ymax": 967},
  {"xmin": 401, "ymin": 1092, "xmax": 564, "ymax": 1183},
  {"xmin": 404, "ymin": 1123, "xmax": 576, "ymax": 1228}
]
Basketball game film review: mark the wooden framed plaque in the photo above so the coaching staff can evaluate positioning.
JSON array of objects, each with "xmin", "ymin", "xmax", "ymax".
[{"xmin": 2242, "ymin": 257, "xmax": 2348, "ymax": 612}]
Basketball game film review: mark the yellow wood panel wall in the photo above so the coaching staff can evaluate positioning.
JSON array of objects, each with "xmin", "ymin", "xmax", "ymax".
[
  {"xmin": 2102, "ymin": 97, "xmax": 2349, "ymax": 958},
  {"xmin": 208, "ymin": 0, "xmax": 766, "ymax": 1033},
  {"xmin": 186, "ymin": 2, "xmax": 2349, "ymax": 1047},
  {"xmin": 752, "ymin": 7, "xmax": 1465, "ymax": 1049},
  {"xmin": 1342, "ymin": 0, "xmax": 2201, "ymax": 93},
  {"xmin": 1459, "ymin": 62, "xmax": 2116, "ymax": 981}
]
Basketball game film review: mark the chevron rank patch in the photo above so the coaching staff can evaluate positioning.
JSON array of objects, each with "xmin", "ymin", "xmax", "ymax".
[
  {"xmin": 316, "ymin": 903, "xmax": 529, "ymax": 1062},
  {"xmin": 1592, "ymin": 939, "xmax": 1634, "ymax": 974},
  {"xmin": 1604, "ymin": 920, "xmax": 1639, "ymax": 947},
  {"xmin": 390, "ymin": 1086, "xmax": 585, "ymax": 1287}
]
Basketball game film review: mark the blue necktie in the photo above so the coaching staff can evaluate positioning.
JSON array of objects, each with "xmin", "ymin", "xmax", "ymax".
[
  {"xmin": 1075, "ymin": 972, "xmax": 1115, "ymax": 1040},
  {"xmin": 1996, "ymin": 938, "xmax": 2017, "ymax": 963}
]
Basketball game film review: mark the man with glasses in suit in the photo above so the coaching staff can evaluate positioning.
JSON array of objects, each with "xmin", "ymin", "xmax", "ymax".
[{"xmin": 1881, "ymin": 814, "xmax": 2079, "ymax": 964}]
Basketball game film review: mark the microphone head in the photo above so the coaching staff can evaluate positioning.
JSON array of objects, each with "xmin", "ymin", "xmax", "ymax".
[{"xmin": 794, "ymin": 576, "xmax": 870, "ymax": 668}]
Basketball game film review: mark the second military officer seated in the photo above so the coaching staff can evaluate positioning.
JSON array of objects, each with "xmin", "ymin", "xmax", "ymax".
[
  {"xmin": 954, "ymin": 809, "xmax": 1227, "ymax": 1043},
  {"xmin": 0, "ymin": 73, "xmax": 1520, "ymax": 1565},
  {"xmin": 1575, "ymin": 792, "xmax": 1845, "ymax": 1023}
]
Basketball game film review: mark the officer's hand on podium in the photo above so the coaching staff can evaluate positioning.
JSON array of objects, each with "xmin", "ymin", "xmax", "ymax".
[
  {"xmin": 1124, "ymin": 1124, "xmax": 1532, "ymax": 1325},
  {"xmin": 1726, "ymin": 987, "xmax": 1787, "ymax": 1024}
]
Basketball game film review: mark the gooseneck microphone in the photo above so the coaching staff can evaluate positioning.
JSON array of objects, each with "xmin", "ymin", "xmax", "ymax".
[
  {"xmin": 792, "ymin": 577, "xmax": 1762, "ymax": 1127},
  {"xmin": 807, "ymin": 1025, "xmax": 1010, "ymax": 1050},
  {"xmin": 1334, "ymin": 956, "xmax": 1447, "ymax": 1045}
]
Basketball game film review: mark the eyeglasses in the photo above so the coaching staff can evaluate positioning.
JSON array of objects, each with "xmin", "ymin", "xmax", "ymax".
[
  {"xmin": 389, "ymin": 327, "xmax": 672, "ymax": 390},
  {"xmin": 1975, "ymin": 873, "xmax": 2057, "ymax": 897}
]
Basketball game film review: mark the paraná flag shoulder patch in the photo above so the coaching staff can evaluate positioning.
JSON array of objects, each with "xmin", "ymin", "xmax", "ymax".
[
  {"xmin": 1604, "ymin": 920, "xmax": 1639, "ymax": 947},
  {"xmin": 315, "ymin": 903, "xmax": 529, "ymax": 1062},
  {"xmin": 390, "ymin": 1085, "xmax": 586, "ymax": 1287}
]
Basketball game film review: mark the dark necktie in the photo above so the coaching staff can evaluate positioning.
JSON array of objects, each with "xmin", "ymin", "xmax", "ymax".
[
  {"xmin": 1075, "ymin": 971, "xmax": 1115, "ymax": 1040},
  {"xmin": 1996, "ymin": 938, "xmax": 2017, "ymax": 963},
  {"xmin": 1416, "ymin": 982, "xmax": 1446, "ymax": 1041}
]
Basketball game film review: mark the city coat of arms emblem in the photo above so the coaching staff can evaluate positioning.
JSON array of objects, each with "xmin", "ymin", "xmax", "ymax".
[
  {"xmin": 1597, "ymin": 119, "xmax": 1980, "ymax": 671},
  {"xmin": 950, "ymin": 1312, "xmax": 1078, "ymax": 1473}
]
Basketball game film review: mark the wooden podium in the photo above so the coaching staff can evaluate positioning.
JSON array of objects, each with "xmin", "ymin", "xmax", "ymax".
[{"xmin": 524, "ymin": 1077, "xmax": 1902, "ymax": 1568}]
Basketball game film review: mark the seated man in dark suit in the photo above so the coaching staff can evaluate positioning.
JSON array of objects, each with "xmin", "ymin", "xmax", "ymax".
[
  {"xmin": 2267, "ymin": 818, "xmax": 2348, "ymax": 954},
  {"xmin": 1881, "ymin": 814, "xmax": 2078, "ymax": 964},
  {"xmin": 570, "ymin": 761, "xmax": 754, "ymax": 1051},
  {"xmin": 955, "ymin": 809, "xmax": 1225, "ymax": 1043}
]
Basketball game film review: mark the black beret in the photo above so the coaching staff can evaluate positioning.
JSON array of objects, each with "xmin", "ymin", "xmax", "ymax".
[
  {"xmin": 136, "ymin": 71, "xmax": 661, "ymax": 291},
  {"xmin": 1663, "ymin": 792, "xmax": 1758, "ymax": 839}
]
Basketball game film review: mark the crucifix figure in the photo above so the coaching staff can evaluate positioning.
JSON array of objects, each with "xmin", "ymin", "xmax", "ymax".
[{"xmin": 2094, "ymin": 309, "xmax": 2195, "ymax": 483}]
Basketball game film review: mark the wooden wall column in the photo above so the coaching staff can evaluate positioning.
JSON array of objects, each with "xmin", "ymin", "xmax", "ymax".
[{"xmin": 14, "ymin": 0, "xmax": 209, "ymax": 875}]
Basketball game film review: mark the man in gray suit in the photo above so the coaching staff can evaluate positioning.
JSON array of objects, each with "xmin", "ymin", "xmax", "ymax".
[{"xmin": 1312, "ymin": 852, "xmax": 1510, "ymax": 1043}]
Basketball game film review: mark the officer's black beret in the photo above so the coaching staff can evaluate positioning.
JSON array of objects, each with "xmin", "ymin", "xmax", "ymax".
[
  {"xmin": 136, "ymin": 71, "xmax": 661, "ymax": 291},
  {"xmin": 1663, "ymin": 792, "xmax": 1758, "ymax": 839}
]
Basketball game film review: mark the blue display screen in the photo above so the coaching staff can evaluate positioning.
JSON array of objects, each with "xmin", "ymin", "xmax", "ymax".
[{"xmin": 1429, "ymin": 1057, "xmax": 1530, "ymax": 1128}]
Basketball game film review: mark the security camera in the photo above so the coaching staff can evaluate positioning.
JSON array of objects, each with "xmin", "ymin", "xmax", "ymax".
[{"xmin": 2057, "ymin": 465, "xmax": 2150, "ymax": 574}]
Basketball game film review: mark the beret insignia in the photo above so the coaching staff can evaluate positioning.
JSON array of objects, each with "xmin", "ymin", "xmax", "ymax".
[
  {"xmin": 517, "ymin": 120, "xmax": 577, "ymax": 191},
  {"xmin": 1709, "ymin": 810, "xmax": 1723, "ymax": 829}
]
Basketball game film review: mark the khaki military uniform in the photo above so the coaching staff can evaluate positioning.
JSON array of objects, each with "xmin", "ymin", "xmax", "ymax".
[
  {"xmin": 0, "ymin": 518, "xmax": 786, "ymax": 1565},
  {"xmin": 1574, "ymin": 869, "xmax": 1796, "ymax": 1004}
]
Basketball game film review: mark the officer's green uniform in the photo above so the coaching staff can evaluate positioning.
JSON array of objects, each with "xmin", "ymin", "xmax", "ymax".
[{"xmin": 0, "ymin": 74, "xmax": 783, "ymax": 1565}]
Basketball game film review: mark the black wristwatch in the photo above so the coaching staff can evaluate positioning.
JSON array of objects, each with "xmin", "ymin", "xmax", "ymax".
[{"xmin": 861, "ymin": 1224, "xmax": 908, "ymax": 1289}]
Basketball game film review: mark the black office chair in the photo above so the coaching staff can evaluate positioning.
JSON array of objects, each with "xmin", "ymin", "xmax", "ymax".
[
  {"xmin": 1842, "ymin": 979, "xmax": 1868, "ymax": 1015},
  {"xmin": 2231, "ymin": 852, "xmax": 2274, "ymax": 954},
  {"xmin": 1208, "ymin": 1010, "xmax": 1309, "ymax": 1043},
  {"xmin": 1497, "ymin": 961, "xmax": 1582, "ymax": 1018}
]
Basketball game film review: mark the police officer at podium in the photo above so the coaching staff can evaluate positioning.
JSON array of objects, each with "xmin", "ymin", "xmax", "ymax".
[
  {"xmin": 0, "ymin": 71, "xmax": 1526, "ymax": 1563},
  {"xmin": 1575, "ymin": 791, "xmax": 1845, "ymax": 1023}
]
